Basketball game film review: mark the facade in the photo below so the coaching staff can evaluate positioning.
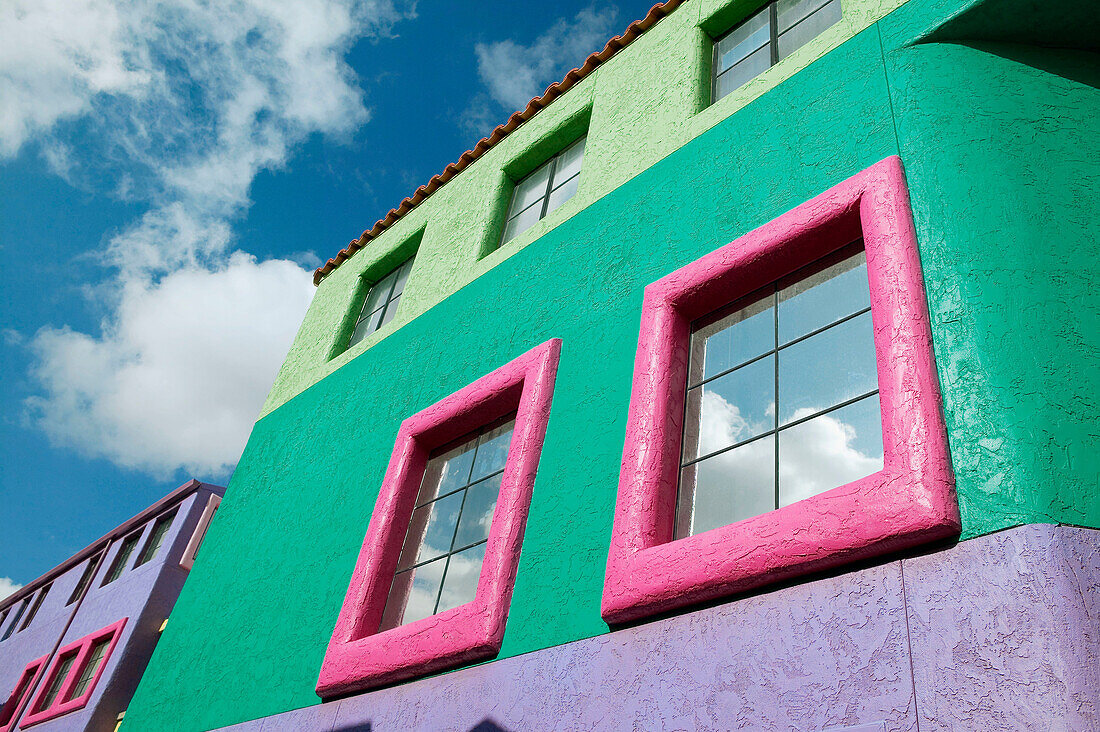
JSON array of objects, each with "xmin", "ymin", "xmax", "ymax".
[
  {"xmin": 0, "ymin": 480, "xmax": 224, "ymax": 732},
  {"xmin": 123, "ymin": 0, "xmax": 1098, "ymax": 729}
]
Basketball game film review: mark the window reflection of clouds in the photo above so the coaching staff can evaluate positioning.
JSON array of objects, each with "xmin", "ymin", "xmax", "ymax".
[
  {"xmin": 682, "ymin": 392, "xmax": 884, "ymax": 535},
  {"xmin": 382, "ymin": 419, "xmax": 514, "ymax": 630}
]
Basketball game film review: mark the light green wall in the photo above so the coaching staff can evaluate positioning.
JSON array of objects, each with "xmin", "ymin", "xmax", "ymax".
[
  {"xmin": 123, "ymin": 0, "xmax": 1099, "ymax": 728},
  {"xmin": 262, "ymin": 0, "xmax": 911, "ymax": 416}
]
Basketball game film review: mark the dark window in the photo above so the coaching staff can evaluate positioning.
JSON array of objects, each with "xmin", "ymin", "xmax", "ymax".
[
  {"xmin": 348, "ymin": 257, "xmax": 415, "ymax": 349},
  {"xmin": 712, "ymin": 0, "xmax": 842, "ymax": 102},
  {"xmin": 64, "ymin": 638, "xmax": 110, "ymax": 702},
  {"xmin": 676, "ymin": 243, "xmax": 883, "ymax": 537},
  {"xmin": 17, "ymin": 584, "xmax": 50, "ymax": 632},
  {"xmin": 101, "ymin": 533, "xmax": 141, "ymax": 586},
  {"xmin": 500, "ymin": 136, "xmax": 586, "ymax": 247},
  {"xmin": 0, "ymin": 661, "xmax": 42, "ymax": 727},
  {"xmin": 34, "ymin": 652, "xmax": 76, "ymax": 713},
  {"xmin": 66, "ymin": 554, "xmax": 102, "ymax": 606},
  {"xmin": 0, "ymin": 598, "xmax": 29, "ymax": 642},
  {"xmin": 379, "ymin": 416, "xmax": 516, "ymax": 630},
  {"xmin": 134, "ymin": 509, "xmax": 178, "ymax": 568}
]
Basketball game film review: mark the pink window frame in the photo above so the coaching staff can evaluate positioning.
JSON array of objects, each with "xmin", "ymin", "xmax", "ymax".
[
  {"xmin": 602, "ymin": 156, "xmax": 959, "ymax": 624},
  {"xmin": 19, "ymin": 618, "xmax": 127, "ymax": 728},
  {"xmin": 0, "ymin": 656, "xmax": 47, "ymax": 732},
  {"xmin": 316, "ymin": 338, "xmax": 562, "ymax": 697}
]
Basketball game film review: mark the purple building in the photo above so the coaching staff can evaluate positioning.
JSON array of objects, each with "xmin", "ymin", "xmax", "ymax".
[{"xmin": 0, "ymin": 480, "xmax": 223, "ymax": 732}]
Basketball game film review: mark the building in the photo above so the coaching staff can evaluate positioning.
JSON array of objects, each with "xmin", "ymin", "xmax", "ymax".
[
  {"xmin": 122, "ymin": 0, "xmax": 1098, "ymax": 729},
  {"xmin": 0, "ymin": 480, "xmax": 224, "ymax": 732}
]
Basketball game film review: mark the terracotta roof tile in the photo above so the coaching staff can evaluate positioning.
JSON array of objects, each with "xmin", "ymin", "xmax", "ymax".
[{"xmin": 313, "ymin": 0, "xmax": 684, "ymax": 285}]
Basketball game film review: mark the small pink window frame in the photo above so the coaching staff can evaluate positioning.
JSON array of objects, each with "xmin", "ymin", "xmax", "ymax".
[
  {"xmin": 0, "ymin": 655, "xmax": 47, "ymax": 732},
  {"xmin": 602, "ymin": 156, "xmax": 959, "ymax": 624},
  {"xmin": 316, "ymin": 338, "xmax": 562, "ymax": 698},
  {"xmin": 20, "ymin": 618, "xmax": 127, "ymax": 728}
]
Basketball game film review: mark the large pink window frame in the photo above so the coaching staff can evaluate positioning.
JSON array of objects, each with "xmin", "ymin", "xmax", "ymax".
[
  {"xmin": 20, "ymin": 618, "xmax": 127, "ymax": 728},
  {"xmin": 0, "ymin": 656, "xmax": 46, "ymax": 732},
  {"xmin": 317, "ymin": 338, "xmax": 561, "ymax": 697},
  {"xmin": 603, "ymin": 156, "xmax": 959, "ymax": 624}
]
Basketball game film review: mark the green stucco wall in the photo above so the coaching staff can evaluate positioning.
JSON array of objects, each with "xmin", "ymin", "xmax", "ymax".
[
  {"xmin": 261, "ymin": 0, "xmax": 911, "ymax": 417},
  {"xmin": 124, "ymin": 0, "xmax": 1099, "ymax": 728}
]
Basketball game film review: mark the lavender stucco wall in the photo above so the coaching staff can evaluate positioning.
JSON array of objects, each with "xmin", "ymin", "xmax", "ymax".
[
  {"xmin": 217, "ymin": 524, "xmax": 1099, "ymax": 732},
  {"xmin": 0, "ymin": 483, "xmax": 223, "ymax": 732}
]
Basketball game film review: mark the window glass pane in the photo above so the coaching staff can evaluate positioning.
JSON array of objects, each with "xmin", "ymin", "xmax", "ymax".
[
  {"xmin": 136, "ymin": 510, "xmax": 176, "ymax": 567},
  {"xmin": 678, "ymin": 436, "xmax": 776, "ymax": 537},
  {"xmin": 469, "ymin": 421, "xmax": 514, "ymax": 482},
  {"xmin": 715, "ymin": 43, "xmax": 772, "ymax": 100},
  {"xmin": 777, "ymin": 0, "xmax": 833, "ymax": 31},
  {"xmin": 715, "ymin": 6, "xmax": 771, "ymax": 74},
  {"xmin": 779, "ymin": 394, "xmax": 883, "ymax": 507},
  {"xmin": 508, "ymin": 162, "xmax": 553, "ymax": 216},
  {"xmin": 383, "ymin": 557, "xmax": 447, "ymax": 628},
  {"xmin": 501, "ymin": 200, "xmax": 544, "ymax": 245},
  {"xmin": 552, "ymin": 137, "xmax": 586, "ymax": 185},
  {"xmin": 391, "ymin": 258, "xmax": 413, "ymax": 299},
  {"xmin": 436, "ymin": 543, "xmax": 487, "ymax": 614},
  {"xmin": 690, "ymin": 294, "xmax": 775, "ymax": 384},
  {"xmin": 349, "ymin": 306, "xmax": 385, "ymax": 348},
  {"xmin": 453, "ymin": 473, "xmax": 501, "ymax": 549},
  {"xmin": 410, "ymin": 491, "xmax": 464, "ymax": 566},
  {"xmin": 546, "ymin": 173, "xmax": 580, "ymax": 214},
  {"xmin": 686, "ymin": 355, "xmax": 775, "ymax": 460},
  {"xmin": 361, "ymin": 272, "xmax": 395, "ymax": 316},
  {"xmin": 777, "ymin": 0, "xmax": 841, "ymax": 59},
  {"xmin": 778, "ymin": 250, "xmax": 869, "ymax": 344},
  {"xmin": 778, "ymin": 311, "xmax": 877, "ymax": 424},
  {"xmin": 379, "ymin": 295, "xmax": 401, "ymax": 328},
  {"xmin": 1, "ymin": 600, "xmax": 28, "ymax": 641},
  {"xmin": 428, "ymin": 441, "xmax": 477, "ymax": 499}
]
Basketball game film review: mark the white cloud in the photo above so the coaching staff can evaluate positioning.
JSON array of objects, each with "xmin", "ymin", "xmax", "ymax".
[
  {"xmin": 0, "ymin": 577, "xmax": 23, "ymax": 601},
  {"xmin": 26, "ymin": 255, "xmax": 314, "ymax": 477},
  {"xmin": 3, "ymin": 0, "xmax": 414, "ymax": 478},
  {"xmin": 462, "ymin": 5, "xmax": 619, "ymax": 134},
  {"xmin": 685, "ymin": 392, "xmax": 883, "ymax": 534}
]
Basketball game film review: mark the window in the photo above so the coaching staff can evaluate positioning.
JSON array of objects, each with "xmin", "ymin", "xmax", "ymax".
[
  {"xmin": 134, "ymin": 509, "xmax": 177, "ymax": 568},
  {"xmin": 101, "ymin": 533, "xmax": 141, "ymax": 586},
  {"xmin": 602, "ymin": 157, "xmax": 959, "ymax": 624},
  {"xmin": 677, "ymin": 243, "xmax": 881, "ymax": 537},
  {"xmin": 348, "ymin": 257, "xmax": 414, "ymax": 349},
  {"xmin": 63, "ymin": 638, "xmax": 110, "ymax": 701},
  {"xmin": 0, "ymin": 655, "xmax": 46, "ymax": 732},
  {"xmin": 66, "ymin": 554, "xmax": 102, "ymax": 606},
  {"xmin": 180, "ymin": 494, "xmax": 222, "ymax": 571},
  {"xmin": 20, "ymin": 618, "xmax": 127, "ymax": 728},
  {"xmin": 0, "ymin": 598, "xmax": 29, "ymax": 642},
  {"xmin": 17, "ymin": 584, "xmax": 50, "ymax": 633},
  {"xmin": 500, "ymin": 136, "xmax": 585, "ymax": 247},
  {"xmin": 317, "ymin": 339, "xmax": 561, "ymax": 697},
  {"xmin": 380, "ymin": 417, "xmax": 515, "ymax": 630},
  {"xmin": 712, "ymin": 0, "xmax": 842, "ymax": 102}
]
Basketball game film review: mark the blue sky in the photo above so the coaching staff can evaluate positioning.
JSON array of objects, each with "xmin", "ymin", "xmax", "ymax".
[{"xmin": 0, "ymin": 0, "xmax": 658, "ymax": 595}]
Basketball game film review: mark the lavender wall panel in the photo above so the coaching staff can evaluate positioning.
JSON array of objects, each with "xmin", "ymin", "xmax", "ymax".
[{"xmin": 216, "ymin": 524, "xmax": 1098, "ymax": 732}]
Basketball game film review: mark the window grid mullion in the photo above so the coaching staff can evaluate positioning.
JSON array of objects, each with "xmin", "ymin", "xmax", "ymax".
[
  {"xmin": 540, "ymin": 156, "xmax": 559, "ymax": 220},
  {"xmin": 769, "ymin": 2, "xmax": 779, "ymax": 66},
  {"xmin": 403, "ymin": 538, "xmax": 488, "ymax": 574},
  {"xmin": 773, "ymin": 286, "xmax": 780, "ymax": 510},
  {"xmin": 415, "ymin": 467, "xmax": 504, "ymax": 509}
]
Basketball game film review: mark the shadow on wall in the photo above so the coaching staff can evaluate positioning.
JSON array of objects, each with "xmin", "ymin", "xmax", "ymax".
[
  {"xmin": 331, "ymin": 719, "xmax": 510, "ymax": 732},
  {"xmin": 916, "ymin": 0, "xmax": 1100, "ymax": 89}
]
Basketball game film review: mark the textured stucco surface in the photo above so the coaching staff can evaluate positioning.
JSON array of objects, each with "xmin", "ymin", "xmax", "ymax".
[
  {"xmin": 213, "ymin": 525, "xmax": 1099, "ymax": 732},
  {"xmin": 0, "ymin": 485, "xmax": 220, "ymax": 732},
  {"xmin": 123, "ymin": 0, "xmax": 1100, "ymax": 728},
  {"xmin": 262, "ymin": 0, "xmax": 912, "ymax": 416}
]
